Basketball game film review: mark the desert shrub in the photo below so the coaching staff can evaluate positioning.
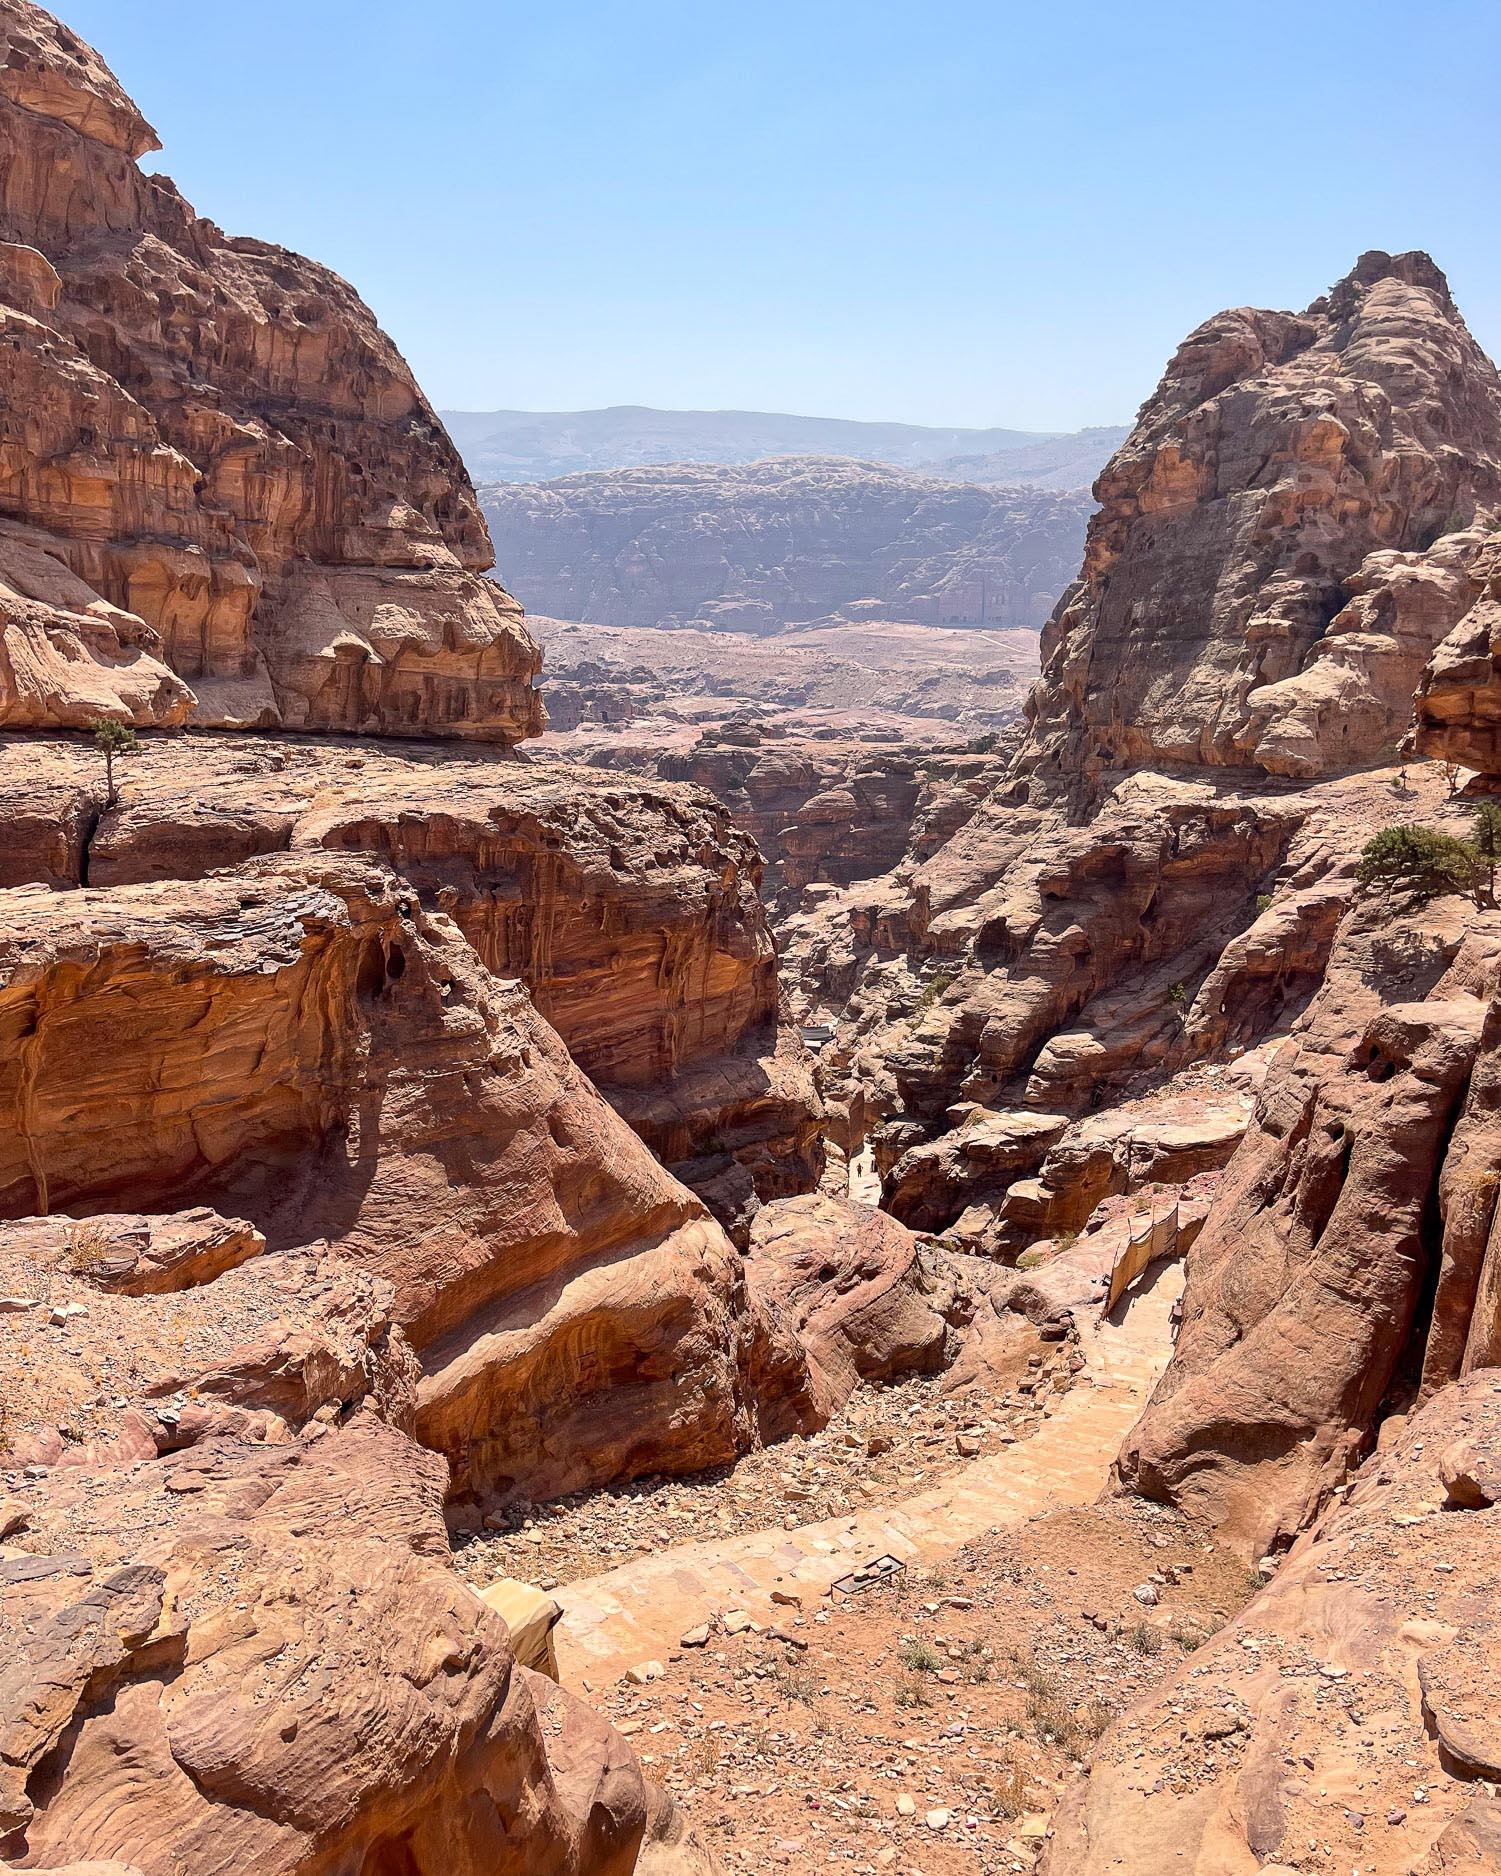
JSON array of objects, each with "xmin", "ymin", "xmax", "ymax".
[
  {"xmin": 1125, "ymin": 1620, "xmax": 1162, "ymax": 1657},
  {"xmin": 914, "ymin": 967, "xmax": 957, "ymax": 1015},
  {"xmin": 989, "ymin": 1754, "xmax": 1028, "ymax": 1819},
  {"xmin": 899, "ymin": 1637, "xmax": 942, "ymax": 1674},
  {"xmin": 1356, "ymin": 824, "xmax": 1492, "ymax": 910},
  {"xmin": 64, "ymin": 1218, "xmax": 113, "ymax": 1278}
]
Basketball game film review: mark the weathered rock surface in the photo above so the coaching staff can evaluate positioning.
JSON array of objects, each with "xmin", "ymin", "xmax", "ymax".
[
  {"xmin": 1118, "ymin": 894, "xmax": 1501, "ymax": 1550},
  {"xmin": 0, "ymin": 1331, "xmax": 711, "ymax": 1876},
  {"xmin": 0, "ymin": 852, "xmax": 779, "ymax": 1508},
  {"xmin": 1412, "ymin": 530, "xmax": 1501, "ymax": 773},
  {"xmin": 0, "ymin": 733, "xmax": 823, "ymax": 1225},
  {"xmin": 1023, "ymin": 251, "xmax": 1501, "ymax": 803},
  {"xmin": 0, "ymin": 1212, "xmax": 416, "ymax": 1470},
  {"xmin": 792, "ymin": 765, "xmax": 1353, "ymax": 1229},
  {"xmin": 743, "ymin": 1194, "xmax": 969, "ymax": 1417},
  {"xmin": 480, "ymin": 456, "xmax": 1091, "ymax": 632},
  {"xmin": 1045, "ymin": 1373, "xmax": 1501, "ymax": 1876},
  {"xmin": 0, "ymin": 0, "xmax": 541, "ymax": 738}
]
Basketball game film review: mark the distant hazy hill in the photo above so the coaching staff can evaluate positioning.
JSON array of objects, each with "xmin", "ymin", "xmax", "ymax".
[
  {"xmin": 442, "ymin": 405, "xmax": 1125, "ymax": 489},
  {"xmin": 921, "ymin": 426, "xmax": 1130, "ymax": 490},
  {"xmin": 479, "ymin": 455, "xmax": 1092, "ymax": 633}
]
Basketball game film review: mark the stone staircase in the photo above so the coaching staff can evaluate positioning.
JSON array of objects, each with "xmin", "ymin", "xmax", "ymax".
[{"xmin": 552, "ymin": 1256, "xmax": 1183, "ymax": 1689}]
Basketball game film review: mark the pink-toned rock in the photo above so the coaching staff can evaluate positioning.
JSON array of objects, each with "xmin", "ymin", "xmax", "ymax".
[
  {"xmin": 744, "ymin": 1193, "xmax": 969, "ymax": 1416},
  {"xmin": 0, "ymin": 855, "xmax": 778, "ymax": 1508},
  {"xmin": 0, "ymin": 0, "xmax": 541, "ymax": 739},
  {"xmin": 1023, "ymin": 251, "xmax": 1501, "ymax": 803},
  {"xmin": 1045, "ymin": 1374, "xmax": 1501, "ymax": 1876},
  {"xmin": 1117, "ymin": 896, "xmax": 1501, "ymax": 1550}
]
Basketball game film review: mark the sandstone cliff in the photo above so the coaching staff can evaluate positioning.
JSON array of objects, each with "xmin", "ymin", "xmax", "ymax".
[
  {"xmin": 0, "ymin": 0, "xmax": 541, "ymax": 738},
  {"xmin": 1117, "ymin": 890, "xmax": 1501, "ymax": 1550},
  {"xmin": 1024, "ymin": 251, "xmax": 1501, "ymax": 802},
  {"xmin": 786, "ymin": 255, "xmax": 1501, "ymax": 1264},
  {"xmin": 0, "ymin": 733, "xmax": 823, "ymax": 1230},
  {"xmin": 479, "ymin": 457, "xmax": 1091, "ymax": 632},
  {"xmin": 0, "ymin": 852, "xmax": 787, "ymax": 1507}
]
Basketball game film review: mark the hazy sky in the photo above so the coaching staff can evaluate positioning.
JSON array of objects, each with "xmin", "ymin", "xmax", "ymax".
[{"xmin": 62, "ymin": 0, "xmax": 1501, "ymax": 432}]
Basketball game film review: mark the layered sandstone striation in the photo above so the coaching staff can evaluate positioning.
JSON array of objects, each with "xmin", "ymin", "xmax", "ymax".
[
  {"xmin": 480, "ymin": 457, "xmax": 1091, "ymax": 632},
  {"xmin": 0, "ymin": 732, "xmax": 822, "ymax": 1226},
  {"xmin": 0, "ymin": 0, "xmax": 541, "ymax": 737},
  {"xmin": 1023, "ymin": 250, "xmax": 1501, "ymax": 803},
  {"xmin": 0, "ymin": 1217, "xmax": 713, "ymax": 1876},
  {"xmin": 0, "ymin": 850, "xmax": 805, "ymax": 1510}
]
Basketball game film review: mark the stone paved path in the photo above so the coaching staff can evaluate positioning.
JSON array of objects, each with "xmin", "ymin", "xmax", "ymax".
[{"xmin": 552, "ymin": 1256, "xmax": 1183, "ymax": 1689}]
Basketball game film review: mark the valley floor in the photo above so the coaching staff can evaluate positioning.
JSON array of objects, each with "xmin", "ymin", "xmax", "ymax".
[{"xmin": 460, "ymin": 1261, "xmax": 1216, "ymax": 1873}]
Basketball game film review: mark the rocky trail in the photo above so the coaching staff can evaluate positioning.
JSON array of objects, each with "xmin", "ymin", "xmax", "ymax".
[{"xmin": 549, "ymin": 1259, "xmax": 1183, "ymax": 1691}]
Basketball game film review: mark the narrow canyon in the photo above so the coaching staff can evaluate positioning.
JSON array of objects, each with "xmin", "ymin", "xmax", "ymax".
[{"xmin": 1, "ymin": 8, "xmax": 1500, "ymax": 1876}]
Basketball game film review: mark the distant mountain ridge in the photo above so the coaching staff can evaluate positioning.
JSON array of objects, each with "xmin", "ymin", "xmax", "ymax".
[
  {"xmin": 441, "ymin": 404, "xmax": 1127, "ymax": 489},
  {"xmin": 478, "ymin": 455, "xmax": 1092, "ymax": 633}
]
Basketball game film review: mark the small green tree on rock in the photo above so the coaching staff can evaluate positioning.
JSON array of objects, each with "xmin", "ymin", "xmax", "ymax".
[
  {"xmin": 91, "ymin": 718, "xmax": 138, "ymax": 807},
  {"xmin": 1471, "ymin": 800, "xmax": 1501, "ymax": 907},
  {"xmin": 1356, "ymin": 824, "xmax": 1492, "ymax": 911}
]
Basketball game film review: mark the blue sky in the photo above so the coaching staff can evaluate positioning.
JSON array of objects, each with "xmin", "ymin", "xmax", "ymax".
[{"xmin": 62, "ymin": 0, "xmax": 1501, "ymax": 431}]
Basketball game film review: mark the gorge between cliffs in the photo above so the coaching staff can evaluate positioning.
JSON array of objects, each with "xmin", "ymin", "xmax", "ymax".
[{"xmin": 3, "ymin": 7, "xmax": 1501, "ymax": 1876}]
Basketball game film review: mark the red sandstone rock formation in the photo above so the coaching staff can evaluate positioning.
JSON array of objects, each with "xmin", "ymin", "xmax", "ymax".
[
  {"xmin": 1117, "ymin": 893, "xmax": 1501, "ymax": 1550},
  {"xmin": 1045, "ymin": 1373, "xmax": 1501, "ymax": 1876},
  {"xmin": 1411, "ymin": 530, "xmax": 1501, "ymax": 772},
  {"xmin": 1024, "ymin": 251, "xmax": 1501, "ymax": 803},
  {"xmin": 787, "ymin": 255, "xmax": 1501, "ymax": 1258},
  {"xmin": 0, "ymin": 853, "xmax": 787, "ymax": 1509},
  {"xmin": 744, "ymin": 1193, "xmax": 969, "ymax": 1418},
  {"xmin": 0, "ymin": 1218, "xmax": 713, "ymax": 1875},
  {"xmin": 0, "ymin": 0, "xmax": 541, "ymax": 738},
  {"xmin": 0, "ymin": 733, "xmax": 823, "ymax": 1229}
]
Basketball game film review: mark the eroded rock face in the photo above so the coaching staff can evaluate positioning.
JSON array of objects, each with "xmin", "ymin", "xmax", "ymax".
[
  {"xmin": 0, "ymin": 1219, "xmax": 710, "ymax": 1875},
  {"xmin": 0, "ymin": 0, "xmax": 541, "ymax": 738},
  {"xmin": 1023, "ymin": 251, "xmax": 1501, "ymax": 803},
  {"xmin": 744, "ymin": 1194, "xmax": 969, "ymax": 1420},
  {"xmin": 1045, "ymin": 1373, "xmax": 1501, "ymax": 1876},
  {"xmin": 1412, "ymin": 530, "xmax": 1501, "ymax": 773},
  {"xmin": 1117, "ymin": 896, "xmax": 1501, "ymax": 1551},
  {"xmin": 0, "ymin": 733, "xmax": 823, "ymax": 1226},
  {"xmin": 0, "ymin": 852, "xmax": 781, "ymax": 1508}
]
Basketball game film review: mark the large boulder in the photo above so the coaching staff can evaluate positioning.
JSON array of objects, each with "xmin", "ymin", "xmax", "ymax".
[{"xmin": 744, "ymin": 1193, "xmax": 968, "ymax": 1417}]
